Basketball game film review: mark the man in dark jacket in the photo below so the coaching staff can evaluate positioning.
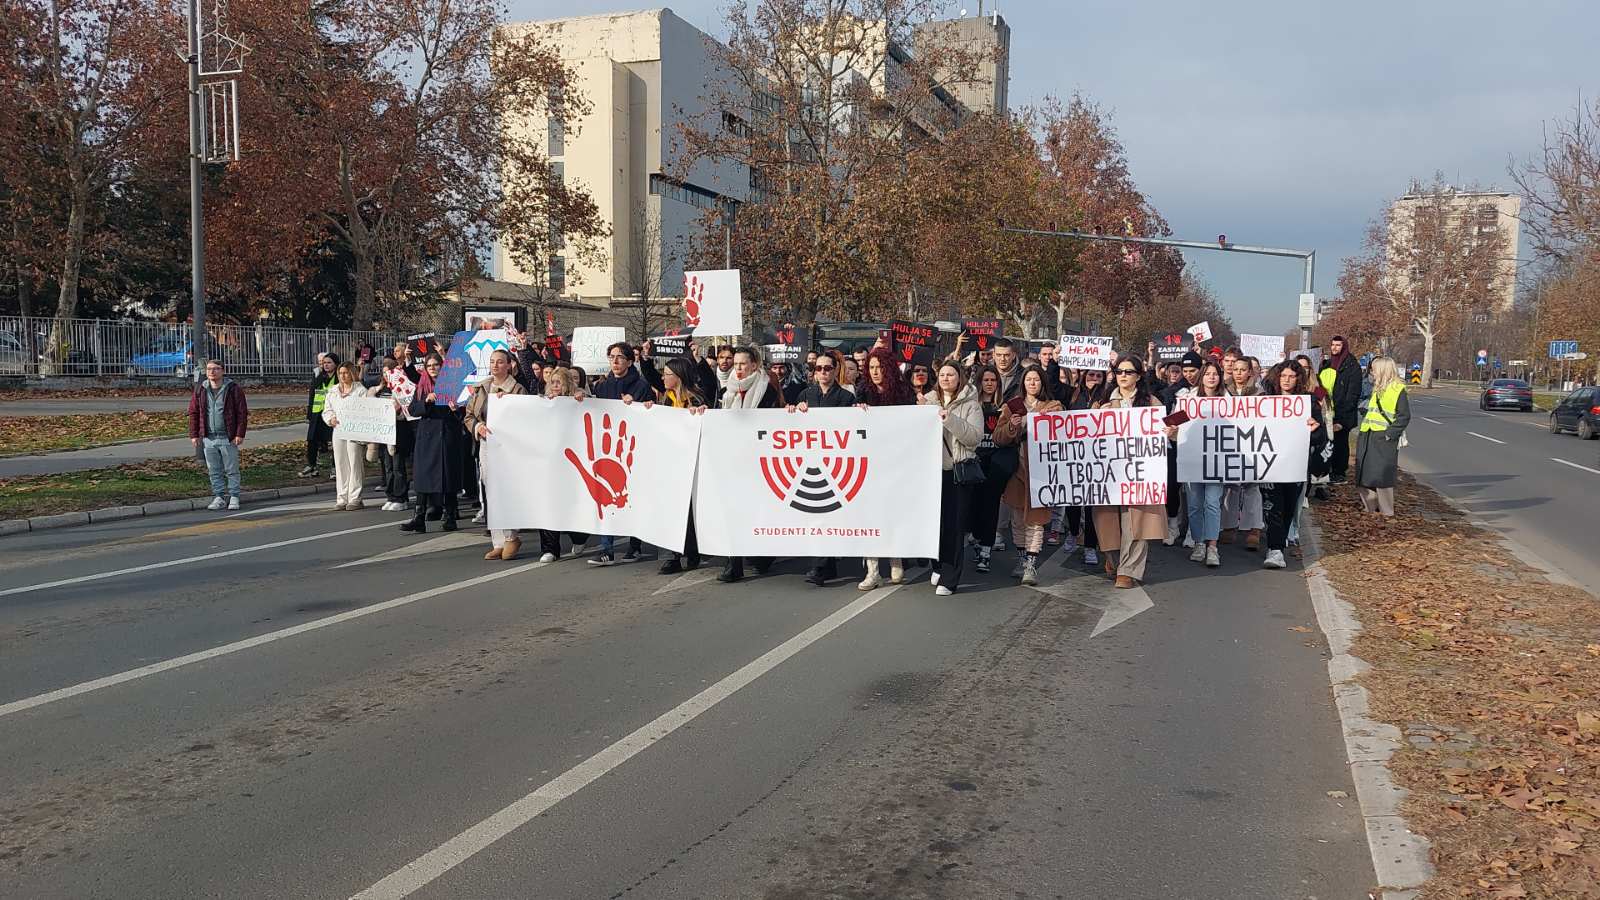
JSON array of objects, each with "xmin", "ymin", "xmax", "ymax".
[
  {"xmin": 1320, "ymin": 335, "xmax": 1363, "ymax": 483},
  {"xmin": 788, "ymin": 350, "xmax": 855, "ymax": 586},
  {"xmin": 591, "ymin": 341, "xmax": 655, "ymax": 402},
  {"xmin": 189, "ymin": 359, "xmax": 249, "ymax": 511},
  {"xmin": 991, "ymin": 338, "xmax": 1025, "ymax": 402}
]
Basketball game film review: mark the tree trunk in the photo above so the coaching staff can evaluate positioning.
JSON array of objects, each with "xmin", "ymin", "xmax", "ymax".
[
  {"xmin": 1419, "ymin": 323, "xmax": 1436, "ymax": 389},
  {"xmin": 13, "ymin": 217, "xmax": 34, "ymax": 318},
  {"xmin": 44, "ymin": 173, "xmax": 89, "ymax": 375}
]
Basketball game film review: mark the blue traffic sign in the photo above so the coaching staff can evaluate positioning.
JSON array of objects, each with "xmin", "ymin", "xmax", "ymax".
[{"xmin": 1549, "ymin": 340, "xmax": 1579, "ymax": 358}]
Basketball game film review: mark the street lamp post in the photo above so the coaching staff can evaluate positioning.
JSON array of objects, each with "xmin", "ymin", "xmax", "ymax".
[
  {"xmin": 186, "ymin": 0, "xmax": 206, "ymax": 382},
  {"xmin": 1000, "ymin": 226, "xmax": 1318, "ymax": 350}
]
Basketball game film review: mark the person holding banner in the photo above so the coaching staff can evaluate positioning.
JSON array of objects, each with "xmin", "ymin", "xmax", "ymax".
[
  {"xmin": 1354, "ymin": 356, "xmax": 1410, "ymax": 519},
  {"xmin": 464, "ymin": 350, "xmax": 528, "ymax": 561},
  {"xmin": 401, "ymin": 354, "xmax": 462, "ymax": 533},
  {"xmin": 994, "ymin": 369, "xmax": 1063, "ymax": 585},
  {"xmin": 1176, "ymin": 361, "xmax": 1231, "ymax": 567},
  {"xmin": 377, "ymin": 356, "xmax": 415, "ymax": 512},
  {"xmin": 530, "ymin": 368, "xmax": 590, "ymax": 561},
  {"xmin": 321, "ymin": 362, "xmax": 371, "ymax": 510},
  {"xmin": 1260, "ymin": 362, "xmax": 1326, "ymax": 568},
  {"xmin": 656, "ymin": 358, "xmax": 709, "ymax": 575},
  {"xmin": 1060, "ymin": 369, "xmax": 1107, "ymax": 568},
  {"xmin": 1219, "ymin": 357, "xmax": 1266, "ymax": 549},
  {"xmin": 922, "ymin": 361, "xmax": 984, "ymax": 596},
  {"xmin": 1093, "ymin": 354, "xmax": 1169, "ymax": 588},
  {"xmin": 856, "ymin": 348, "xmax": 917, "ymax": 589},
  {"xmin": 787, "ymin": 350, "xmax": 855, "ymax": 586},
  {"xmin": 716, "ymin": 346, "xmax": 783, "ymax": 583}
]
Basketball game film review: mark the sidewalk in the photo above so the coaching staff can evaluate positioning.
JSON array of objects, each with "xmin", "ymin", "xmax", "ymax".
[
  {"xmin": 0, "ymin": 394, "xmax": 301, "ymax": 416},
  {"xmin": 0, "ymin": 424, "xmax": 306, "ymax": 477}
]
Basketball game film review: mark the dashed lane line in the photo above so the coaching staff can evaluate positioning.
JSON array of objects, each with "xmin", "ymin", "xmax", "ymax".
[
  {"xmin": 1420, "ymin": 417, "xmax": 1445, "ymax": 425},
  {"xmin": 0, "ymin": 558, "xmax": 556, "ymax": 720},
  {"xmin": 1465, "ymin": 431, "xmax": 1506, "ymax": 445},
  {"xmin": 1552, "ymin": 457, "xmax": 1600, "ymax": 476}
]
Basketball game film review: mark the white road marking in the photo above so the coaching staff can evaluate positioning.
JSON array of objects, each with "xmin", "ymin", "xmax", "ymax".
[
  {"xmin": 0, "ymin": 559, "xmax": 554, "ymax": 720},
  {"xmin": 652, "ymin": 569, "xmax": 721, "ymax": 595},
  {"xmin": 0, "ymin": 521, "xmax": 399, "ymax": 600},
  {"xmin": 350, "ymin": 578, "xmax": 915, "ymax": 900},
  {"xmin": 335, "ymin": 532, "xmax": 484, "ymax": 568},
  {"xmin": 1420, "ymin": 417, "xmax": 1445, "ymax": 425},
  {"xmin": 1552, "ymin": 457, "xmax": 1600, "ymax": 476},
  {"xmin": 1029, "ymin": 572, "xmax": 1153, "ymax": 637},
  {"xmin": 226, "ymin": 501, "xmax": 333, "ymax": 518},
  {"xmin": 1465, "ymin": 431, "xmax": 1506, "ymax": 445}
]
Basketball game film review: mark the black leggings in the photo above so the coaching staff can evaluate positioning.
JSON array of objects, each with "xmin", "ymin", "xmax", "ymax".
[
  {"xmin": 936, "ymin": 471, "xmax": 974, "ymax": 589},
  {"xmin": 1065, "ymin": 505, "xmax": 1098, "ymax": 548},
  {"xmin": 968, "ymin": 471, "xmax": 1007, "ymax": 546},
  {"xmin": 1262, "ymin": 482, "xmax": 1304, "ymax": 551},
  {"xmin": 539, "ymin": 530, "xmax": 589, "ymax": 557},
  {"xmin": 305, "ymin": 417, "xmax": 332, "ymax": 467}
]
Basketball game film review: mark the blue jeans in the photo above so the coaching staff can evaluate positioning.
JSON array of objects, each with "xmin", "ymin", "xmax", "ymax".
[
  {"xmin": 203, "ymin": 436, "xmax": 241, "ymax": 499},
  {"xmin": 1185, "ymin": 482, "xmax": 1225, "ymax": 543},
  {"xmin": 599, "ymin": 535, "xmax": 641, "ymax": 557}
]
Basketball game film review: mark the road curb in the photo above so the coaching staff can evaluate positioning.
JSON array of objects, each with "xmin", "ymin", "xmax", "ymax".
[
  {"xmin": 1, "ymin": 475, "xmax": 382, "ymax": 538},
  {"xmin": 1299, "ymin": 510, "xmax": 1434, "ymax": 899}
]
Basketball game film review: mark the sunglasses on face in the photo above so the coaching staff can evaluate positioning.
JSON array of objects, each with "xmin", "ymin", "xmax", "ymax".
[
  {"xmin": 813, "ymin": 364, "xmax": 834, "ymax": 372},
  {"xmin": 1114, "ymin": 368, "xmax": 1139, "ymax": 375}
]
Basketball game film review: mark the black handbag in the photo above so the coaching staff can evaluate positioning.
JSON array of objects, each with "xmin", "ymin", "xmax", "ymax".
[{"xmin": 953, "ymin": 456, "xmax": 985, "ymax": 486}]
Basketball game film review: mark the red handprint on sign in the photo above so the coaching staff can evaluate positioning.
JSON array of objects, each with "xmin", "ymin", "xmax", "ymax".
[
  {"xmin": 683, "ymin": 274, "xmax": 704, "ymax": 328},
  {"xmin": 564, "ymin": 412, "xmax": 636, "ymax": 519}
]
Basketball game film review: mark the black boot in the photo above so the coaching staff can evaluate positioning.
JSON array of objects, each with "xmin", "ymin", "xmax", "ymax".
[
  {"xmin": 400, "ymin": 510, "xmax": 425, "ymax": 533},
  {"xmin": 426, "ymin": 507, "xmax": 443, "ymax": 521},
  {"xmin": 659, "ymin": 555, "xmax": 683, "ymax": 575},
  {"xmin": 441, "ymin": 513, "xmax": 458, "ymax": 532},
  {"xmin": 718, "ymin": 559, "xmax": 744, "ymax": 583},
  {"xmin": 751, "ymin": 556, "xmax": 773, "ymax": 575},
  {"xmin": 684, "ymin": 553, "xmax": 701, "ymax": 570}
]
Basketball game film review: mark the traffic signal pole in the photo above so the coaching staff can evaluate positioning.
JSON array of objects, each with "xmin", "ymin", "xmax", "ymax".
[{"xmin": 1000, "ymin": 227, "xmax": 1318, "ymax": 350}]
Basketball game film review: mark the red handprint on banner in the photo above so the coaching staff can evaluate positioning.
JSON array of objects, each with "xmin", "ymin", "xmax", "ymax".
[
  {"xmin": 683, "ymin": 274, "xmax": 704, "ymax": 328},
  {"xmin": 564, "ymin": 411, "xmax": 636, "ymax": 519}
]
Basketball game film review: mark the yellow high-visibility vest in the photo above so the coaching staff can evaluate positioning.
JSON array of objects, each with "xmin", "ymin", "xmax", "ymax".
[
  {"xmin": 1361, "ymin": 382, "xmax": 1405, "ymax": 432},
  {"xmin": 1319, "ymin": 367, "xmax": 1337, "ymax": 395}
]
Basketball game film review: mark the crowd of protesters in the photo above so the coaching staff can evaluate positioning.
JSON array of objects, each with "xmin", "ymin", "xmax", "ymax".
[{"xmin": 192, "ymin": 326, "xmax": 1409, "ymax": 595}]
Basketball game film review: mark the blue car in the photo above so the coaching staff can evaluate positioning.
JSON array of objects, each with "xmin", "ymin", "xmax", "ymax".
[{"xmin": 129, "ymin": 335, "xmax": 210, "ymax": 375}]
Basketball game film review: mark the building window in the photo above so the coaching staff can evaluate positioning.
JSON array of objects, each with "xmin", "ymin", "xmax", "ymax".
[
  {"xmin": 550, "ymin": 160, "xmax": 564, "ymax": 181},
  {"xmin": 548, "ymin": 117, "xmax": 564, "ymax": 157},
  {"xmin": 721, "ymin": 111, "xmax": 751, "ymax": 138},
  {"xmin": 648, "ymin": 173, "xmax": 726, "ymax": 211},
  {"xmin": 1476, "ymin": 203, "xmax": 1498, "ymax": 232},
  {"xmin": 548, "ymin": 255, "xmax": 565, "ymax": 292}
]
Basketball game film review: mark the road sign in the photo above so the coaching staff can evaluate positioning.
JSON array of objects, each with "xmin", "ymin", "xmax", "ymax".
[
  {"xmin": 1549, "ymin": 340, "xmax": 1579, "ymax": 358},
  {"xmin": 1509, "ymin": 359, "xmax": 1528, "ymax": 366},
  {"xmin": 1409, "ymin": 369, "xmax": 1422, "ymax": 385},
  {"xmin": 1476, "ymin": 358, "xmax": 1487, "ymax": 366},
  {"xmin": 1298, "ymin": 293, "xmax": 1317, "ymax": 327},
  {"xmin": 1565, "ymin": 351, "xmax": 1589, "ymax": 361},
  {"xmin": 1476, "ymin": 349, "xmax": 1489, "ymax": 360}
]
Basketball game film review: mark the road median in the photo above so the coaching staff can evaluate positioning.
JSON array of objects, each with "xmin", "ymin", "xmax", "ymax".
[
  {"xmin": 1313, "ymin": 473, "xmax": 1600, "ymax": 898},
  {"xmin": 0, "ymin": 406, "xmax": 305, "ymax": 456}
]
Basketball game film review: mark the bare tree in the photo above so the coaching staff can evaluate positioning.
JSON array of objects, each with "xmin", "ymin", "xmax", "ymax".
[
  {"xmin": 618, "ymin": 203, "xmax": 679, "ymax": 340},
  {"xmin": 1509, "ymin": 98, "xmax": 1600, "ymax": 263}
]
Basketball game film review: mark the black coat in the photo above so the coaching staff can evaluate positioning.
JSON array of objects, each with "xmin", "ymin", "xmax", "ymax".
[
  {"xmin": 796, "ymin": 382, "xmax": 854, "ymax": 408},
  {"xmin": 592, "ymin": 367, "xmax": 655, "ymax": 402},
  {"xmin": 1327, "ymin": 354, "xmax": 1363, "ymax": 426},
  {"xmin": 407, "ymin": 390, "xmax": 463, "ymax": 495}
]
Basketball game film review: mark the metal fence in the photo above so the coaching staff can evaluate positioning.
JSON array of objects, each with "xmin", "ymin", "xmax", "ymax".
[{"xmin": 0, "ymin": 316, "xmax": 401, "ymax": 379}]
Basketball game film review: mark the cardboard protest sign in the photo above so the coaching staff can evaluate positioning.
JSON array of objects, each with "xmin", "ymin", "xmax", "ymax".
[
  {"xmin": 483, "ymin": 395, "xmax": 704, "ymax": 552},
  {"xmin": 1187, "ymin": 321, "xmax": 1213, "ymax": 343},
  {"xmin": 1152, "ymin": 332, "xmax": 1189, "ymax": 363},
  {"xmin": 463, "ymin": 329, "xmax": 509, "ymax": 391},
  {"xmin": 889, "ymin": 321, "xmax": 936, "ymax": 367},
  {"xmin": 1025, "ymin": 407, "xmax": 1169, "ymax": 506},
  {"xmin": 1174, "ymin": 394, "xmax": 1311, "ymax": 483},
  {"xmin": 962, "ymin": 319, "xmax": 1002, "ymax": 351},
  {"xmin": 331, "ymin": 396, "xmax": 396, "ymax": 445},
  {"xmin": 650, "ymin": 334, "xmax": 691, "ymax": 359},
  {"xmin": 693, "ymin": 405, "xmax": 941, "ymax": 557},
  {"xmin": 764, "ymin": 343, "xmax": 803, "ymax": 364},
  {"xmin": 383, "ymin": 368, "xmax": 417, "ymax": 421},
  {"xmin": 406, "ymin": 332, "xmax": 438, "ymax": 358},
  {"xmin": 682, "ymin": 269, "xmax": 743, "ymax": 336},
  {"xmin": 570, "ymin": 326, "xmax": 627, "ymax": 373},
  {"xmin": 1239, "ymin": 333, "xmax": 1286, "ymax": 365},
  {"xmin": 1058, "ymin": 334, "xmax": 1115, "ymax": 371},
  {"xmin": 430, "ymin": 332, "xmax": 475, "ymax": 405}
]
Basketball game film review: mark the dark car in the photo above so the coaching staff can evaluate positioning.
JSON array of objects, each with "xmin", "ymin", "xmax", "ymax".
[
  {"xmin": 1480, "ymin": 378, "xmax": 1534, "ymax": 412},
  {"xmin": 1549, "ymin": 386, "xmax": 1600, "ymax": 440}
]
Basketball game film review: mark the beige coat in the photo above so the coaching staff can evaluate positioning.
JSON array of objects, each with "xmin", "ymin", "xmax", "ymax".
[
  {"xmin": 1090, "ymin": 391, "xmax": 1169, "ymax": 548},
  {"xmin": 995, "ymin": 398, "xmax": 1062, "ymax": 525},
  {"xmin": 463, "ymin": 377, "xmax": 527, "ymax": 441},
  {"xmin": 920, "ymin": 385, "xmax": 983, "ymax": 470}
]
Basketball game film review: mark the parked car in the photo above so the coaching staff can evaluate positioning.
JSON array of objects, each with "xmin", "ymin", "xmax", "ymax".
[
  {"xmin": 0, "ymin": 331, "xmax": 27, "ymax": 374},
  {"xmin": 1548, "ymin": 386, "xmax": 1600, "ymax": 440},
  {"xmin": 128, "ymin": 335, "xmax": 218, "ymax": 376},
  {"xmin": 1480, "ymin": 378, "xmax": 1534, "ymax": 412}
]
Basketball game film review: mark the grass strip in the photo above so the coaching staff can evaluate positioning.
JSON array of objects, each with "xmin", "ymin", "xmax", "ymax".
[
  {"xmin": 1315, "ymin": 474, "xmax": 1600, "ymax": 898},
  {"xmin": 0, "ymin": 406, "xmax": 305, "ymax": 456},
  {"xmin": 0, "ymin": 441, "xmax": 376, "ymax": 520}
]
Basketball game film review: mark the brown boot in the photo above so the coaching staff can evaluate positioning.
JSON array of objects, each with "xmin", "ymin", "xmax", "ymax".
[
  {"xmin": 501, "ymin": 537, "xmax": 521, "ymax": 561},
  {"xmin": 1245, "ymin": 529, "xmax": 1261, "ymax": 551},
  {"xmin": 484, "ymin": 546, "xmax": 503, "ymax": 560},
  {"xmin": 1114, "ymin": 575, "xmax": 1138, "ymax": 589},
  {"xmin": 1218, "ymin": 528, "xmax": 1236, "ymax": 544}
]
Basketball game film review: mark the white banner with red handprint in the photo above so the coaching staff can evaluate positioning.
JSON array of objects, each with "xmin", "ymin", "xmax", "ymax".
[
  {"xmin": 691, "ymin": 406, "xmax": 941, "ymax": 557},
  {"xmin": 481, "ymin": 395, "xmax": 703, "ymax": 552},
  {"xmin": 682, "ymin": 268, "xmax": 743, "ymax": 337}
]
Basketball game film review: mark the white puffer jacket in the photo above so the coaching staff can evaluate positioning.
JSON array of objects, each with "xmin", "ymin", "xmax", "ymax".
[{"xmin": 921, "ymin": 385, "xmax": 983, "ymax": 470}]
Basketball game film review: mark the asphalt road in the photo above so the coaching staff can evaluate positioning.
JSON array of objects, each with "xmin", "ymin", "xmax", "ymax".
[
  {"xmin": 0, "ymin": 492, "xmax": 1372, "ymax": 899},
  {"xmin": 1402, "ymin": 388, "xmax": 1600, "ymax": 591}
]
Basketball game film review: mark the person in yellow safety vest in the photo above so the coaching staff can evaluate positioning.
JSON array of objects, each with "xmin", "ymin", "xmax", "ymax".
[
  {"xmin": 300, "ymin": 353, "xmax": 339, "ymax": 476},
  {"xmin": 1354, "ymin": 356, "xmax": 1411, "ymax": 518}
]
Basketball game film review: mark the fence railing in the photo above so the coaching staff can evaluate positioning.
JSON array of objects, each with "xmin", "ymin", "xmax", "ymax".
[{"xmin": 0, "ymin": 317, "xmax": 401, "ymax": 379}]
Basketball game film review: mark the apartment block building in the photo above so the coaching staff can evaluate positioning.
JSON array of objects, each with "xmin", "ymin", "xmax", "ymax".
[{"xmin": 1386, "ymin": 187, "xmax": 1522, "ymax": 312}]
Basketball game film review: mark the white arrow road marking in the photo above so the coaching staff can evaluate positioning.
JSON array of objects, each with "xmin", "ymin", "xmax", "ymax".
[
  {"xmin": 226, "ymin": 501, "xmax": 336, "ymax": 518},
  {"xmin": 1466, "ymin": 431, "xmax": 1506, "ymax": 444},
  {"xmin": 350, "ymin": 576, "xmax": 916, "ymax": 900},
  {"xmin": 335, "ymin": 532, "xmax": 485, "ymax": 568},
  {"xmin": 1028, "ymin": 571, "xmax": 1153, "ymax": 637},
  {"xmin": 1552, "ymin": 457, "xmax": 1600, "ymax": 476}
]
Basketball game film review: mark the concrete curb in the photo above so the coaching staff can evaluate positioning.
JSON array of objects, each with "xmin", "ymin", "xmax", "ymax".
[
  {"xmin": 1299, "ymin": 510, "xmax": 1433, "ymax": 900},
  {"xmin": 1, "ymin": 475, "xmax": 383, "ymax": 538}
]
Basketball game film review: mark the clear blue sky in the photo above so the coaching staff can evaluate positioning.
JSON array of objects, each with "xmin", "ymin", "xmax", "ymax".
[{"xmin": 506, "ymin": 0, "xmax": 1597, "ymax": 334}]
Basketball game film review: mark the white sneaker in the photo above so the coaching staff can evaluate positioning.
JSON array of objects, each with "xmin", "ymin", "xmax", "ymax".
[
  {"xmin": 1164, "ymin": 518, "xmax": 1181, "ymax": 546},
  {"xmin": 1189, "ymin": 543, "xmax": 1207, "ymax": 563},
  {"xmin": 1205, "ymin": 546, "xmax": 1221, "ymax": 568},
  {"xmin": 1263, "ymin": 550, "xmax": 1287, "ymax": 569},
  {"xmin": 930, "ymin": 571, "xmax": 941, "ymax": 587},
  {"xmin": 935, "ymin": 585, "xmax": 953, "ymax": 596},
  {"xmin": 1061, "ymin": 534, "xmax": 1078, "ymax": 554},
  {"xmin": 1083, "ymin": 548, "xmax": 1100, "ymax": 566},
  {"xmin": 207, "ymin": 496, "xmax": 226, "ymax": 511},
  {"xmin": 472, "ymin": 511, "xmax": 486, "ymax": 524},
  {"xmin": 538, "ymin": 552, "xmax": 556, "ymax": 563},
  {"xmin": 1021, "ymin": 558, "xmax": 1038, "ymax": 586},
  {"xmin": 227, "ymin": 496, "xmax": 240, "ymax": 511}
]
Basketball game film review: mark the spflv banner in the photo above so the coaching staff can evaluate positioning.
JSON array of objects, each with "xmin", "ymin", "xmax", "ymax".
[
  {"xmin": 482, "ymin": 395, "xmax": 703, "ymax": 552},
  {"xmin": 1174, "ymin": 394, "xmax": 1311, "ymax": 483},
  {"xmin": 1025, "ymin": 407, "xmax": 1169, "ymax": 506},
  {"xmin": 692, "ymin": 406, "xmax": 941, "ymax": 557}
]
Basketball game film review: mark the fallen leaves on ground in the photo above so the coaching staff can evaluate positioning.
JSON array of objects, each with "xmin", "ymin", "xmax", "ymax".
[
  {"xmin": 0, "ymin": 406, "xmax": 303, "ymax": 455},
  {"xmin": 1316, "ymin": 473, "xmax": 1600, "ymax": 899},
  {"xmin": 0, "ymin": 387, "xmax": 302, "ymax": 401}
]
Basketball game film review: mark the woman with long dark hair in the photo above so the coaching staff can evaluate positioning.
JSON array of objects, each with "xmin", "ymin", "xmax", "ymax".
[
  {"xmin": 657, "ymin": 357, "xmax": 709, "ymax": 574},
  {"xmin": 921, "ymin": 361, "xmax": 984, "ymax": 595},
  {"xmin": 968, "ymin": 365, "xmax": 1011, "ymax": 573},
  {"xmin": 1261, "ymin": 361, "xmax": 1326, "ymax": 569},
  {"xmin": 855, "ymin": 348, "xmax": 916, "ymax": 590},
  {"xmin": 993, "ymin": 368, "xmax": 1063, "ymax": 585},
  {"xmin": 1177, "ymin": 360, "xmax": 1229, "ymax": 567},
  {"xmin": 1091, "ymin": 353, "xmax": 1167, "ymax": 588}
]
